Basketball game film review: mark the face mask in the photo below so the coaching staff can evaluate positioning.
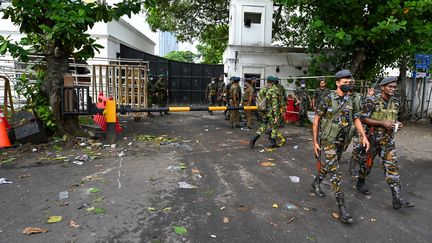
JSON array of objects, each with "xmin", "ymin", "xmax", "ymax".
[
  {"xmin": 340, "ymin": 84, "xmax": 352, "ymax": 93},
  {"xmin": 301, "ymin": 84, "xmax": 305, "ymax": 88}
]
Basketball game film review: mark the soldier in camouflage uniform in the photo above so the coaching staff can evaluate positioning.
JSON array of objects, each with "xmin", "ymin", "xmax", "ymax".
[
  {"xmin": 312, "ymin": 79, "xmax": 330, "ymax": 111},
  {"xmin": 311, "ymin": 70, "xmax": 370, "ymax": 224},
  {"xmin": 276, "ymin": 80, "xmax": 287, "ymax": 127},
  {"xmin": 295, "ymin": 80, "xmax": 311, "ymax": 127},
  {"xmin": 217, "ymin": 75, "xmax": 225, "ymax": 106},
  {"xmin": 358, "ymin": 76, "xmax": 414, "ymax": 209},
  {"xmin": 153, "ymin": 74, "xmax": 169, "ymax": 116},
  {"xmin": 249, "ymin": 76, "xmax": 285, "ymax": 148},
  {"xmin": 205, "ymin": 77, "xmax": 219, "ymax": 115},
  {"xmin": 229, "ymin": 76, "xmax": 241, "ymax": 128},
  {"xmin": 348, "ymin": 87, "xmax": 376, "ymax": 179}
]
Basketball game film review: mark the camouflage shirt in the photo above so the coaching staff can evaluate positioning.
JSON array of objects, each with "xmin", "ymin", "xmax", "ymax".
[
  {"xmin": 317, "ymin": 92, "xmax": 360, "ymax": 128},
  {"xmin": 266, "ymin": 85, "xmax": 282, "ymax": 119},
  {"xmin": 361, "ymin": 95, "xmax": 400, "ymax": 137},
  {"xmin": 313, "ymin": 88, "xmax": 330, "ymax": 107}
]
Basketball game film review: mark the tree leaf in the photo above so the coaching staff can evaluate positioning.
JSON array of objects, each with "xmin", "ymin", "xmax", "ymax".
[{"xmin": 174, "ymin": 226, "xmax": 187, "ymax": 235}]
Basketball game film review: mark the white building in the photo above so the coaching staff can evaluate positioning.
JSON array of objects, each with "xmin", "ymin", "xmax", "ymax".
[{"xmin": 223, "ymin": 0, "xmax": 313, "ymax": 92}]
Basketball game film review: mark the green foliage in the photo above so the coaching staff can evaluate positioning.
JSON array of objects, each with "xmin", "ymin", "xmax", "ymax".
[
  {"xmin": 15, "ymin": 72, "xmax": 57, "ymax": 131},
  {"xmin": 0, "ymin": 0, "xmax": 155, "ymax": 132},
  {"xmin": 144, "ymin": 0, "xmax": 228, "ymax": 64},
  {"xmin": 164, "ymin": 51, "xmax": 197, "ymax": 63},
  {"xmin": 278, "ymin": 0, "xmax": 432, "ymax": 79}
]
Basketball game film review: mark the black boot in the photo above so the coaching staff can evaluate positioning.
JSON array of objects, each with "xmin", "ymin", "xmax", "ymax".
[
  {"xmin": 356, "ymin": 178, "xmax": 371, "ymax": 195},
  {"xmin": 391, "ymin": 185, "xmax": 415, "ymax": 209},
  {"xmin": 249, "ymin": 134, "xmax": 260, "ymax": 148},
  {"xmin": 336, "ymin": 194, "xmax": 355, "ymax": 224},
  {"xmin": 269, "ymin": 138, "xmax": 278, "ymax": 148},
  {"xmin": 311, "ymin": 175, "xmax": 325, "ymax": 198}
]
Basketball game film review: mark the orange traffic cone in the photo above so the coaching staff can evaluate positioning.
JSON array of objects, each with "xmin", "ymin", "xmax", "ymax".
[
  {"xmin": 0, "ymin": 109, "xmax": 11, "ymax": 129},
  {"xmin": 0, "ymin": 118, "xmax": 12, "ymax": 148}
]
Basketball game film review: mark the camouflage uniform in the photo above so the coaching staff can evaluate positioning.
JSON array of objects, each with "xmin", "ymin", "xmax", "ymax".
[
  {"xmin": 217, "ymin": 80, "xmax": 225, "ymax": 106},
  {"xmin": 359, "ymin": 95, "xmax": 400, "ymax": 187},
  {"xmin": 313, "ymin": 88, "xmax": 330, "ymax": 109},
  {"xmin": 206, "ymin": 80, "xmax": 218, "ymax": 114},
  {"xmin": 229, "ymin": 82, "xmax": 241, "ymax": 127},
  {"xmin": 294, "ymin": 87, "xmax": 310, "ymax": 126},
  {"xmin": 316, "ymin": 93, "xmax": 360, "ymax": 196},
  {"xmin": 277, "ymin": 83, "xmax": 287, "ymax": 123},
  {"xmin": 255, "ymin": 85, "xmax": 285, "ymax": 147}
]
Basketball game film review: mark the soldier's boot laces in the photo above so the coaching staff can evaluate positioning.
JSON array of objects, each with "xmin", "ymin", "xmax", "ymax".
[
  {"xmin": 311, "ymin": 176, "xmax": 325, "ymax": 198},
  {"xmin": 336, "ymin": 194, "xmax": 355, "ymax": 224},
  {"xmin": 391, "ymin": 185, "xmax": 415, "ymax": 209},
  {"xmin": 356, "ymin": 178, "xmax": 371, "ymax": 195},
  {"xmin": 249, "ymin": 134, "xmax": 260, "ymax": 148}
]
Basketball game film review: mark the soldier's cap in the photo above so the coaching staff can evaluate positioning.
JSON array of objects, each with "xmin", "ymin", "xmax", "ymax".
[
  {"xmin": 300, "ymin": 79, "xmax": 306, "ymax": 84},
  {"xmin": 230, "ymin": 76, "xmax": 240, "ymax": 82},
  {"xmin": 335, "ymin": 69, "xmax": 352, "ymax": 79},
  {"xmin": 266, "ymin": 76, "xmax": 280, "ymax": 82},
  {"xmin": 379, "ymin": 76, "xmax": 398, "ymax": 86}
]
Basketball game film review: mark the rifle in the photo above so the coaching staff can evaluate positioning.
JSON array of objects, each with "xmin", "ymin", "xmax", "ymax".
[{"xmin": 365, "ymin": 127, "xmax": 375, "ymax": 174}]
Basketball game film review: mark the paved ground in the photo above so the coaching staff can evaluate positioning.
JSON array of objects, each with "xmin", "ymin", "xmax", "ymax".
[{"xmin": 0, "ymin": 112, "xmax": 431, "ymax": 243}]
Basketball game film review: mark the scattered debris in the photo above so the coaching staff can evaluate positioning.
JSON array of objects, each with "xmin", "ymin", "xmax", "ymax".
[
  {"xmin": 285, "ymin": 203, "xmax": 297, "ymax": 210},
  {"xmin": 77, "ymin": 204, "xmax": 88, "ymax": 210},
  {"xmin": 110, "ymin": 144, "xmax": 117, "ymax": 149},
  {"xmin": 0, "ymin": 178, "xmax": 13, "ymax": 184},
  {"xmin": 59, "ymin": 191, "xmax": 69, "ymax": 200},
  {"xmin": 22, "ymin": 227, "xmax": 48, "ymax": 235},
  {"xmin": 118, "ymin": 151, "xmax": 126, "ymax": 157},
  {"xmin": 18, "ymin": 174, "xmax": 31, "ymax": 179},
  {"xmin": 191, "ymin": 168, "xmax": 200, "ymax": 174},
  {"xmin": 265, "ymin": 148, "xmax": 276, "ymax": 152},
  {"xmin": 163, "ymin": 207, "xmax": 172, "ymax": 212},
  {"xmin": 1, "ymin": 158, "xmax": 16, "ymax": 164},
  {"xmin": 332, "ymin": 212, "xmax": 340, "ymax": 219},
  {"xmin": 261, "ymin": 162, "xmax": 276, "ymax": 167},
  {"xmin": 287, "ymin": 217, "xmax": 295, "ymax": 224},
  {"xmin": 86, "ymin": 207, "xmax": 95, "ymax": 212},
  {"xmin": 74, "ymin": 154, "xmax": 92, "ymax": 162},
  {"xmin": 220, "ymin": 206, "xmax": 226, "ymax": 211},
  {"xmin": 289, "ymin": 176, "xmax": 300, "ymax": 183},
  {"xmin": 272, "ymin": 203, "xmax": 279, "ymax": 208},
  {"xmin": 174, "ymin": 226, "xmax": 187, "ymax": 235},
  {"xmin": 93, "ymin": 207, "xmax": 106, "ymax": 214},
  {"xmin": 293, "ymin": 145, "xmax": 299, "ymax": 149},
  {"xmin": 32, "ymin": 148, "xmax": 37, "ymax": 152},
  {"xmin": 69, "ymin": 220, "xmax": 81, "ymax": 228},
  {"xmin": 89, "ymin": 188, "xmax": 100, "ymax": 193},
  {"xmin": 93, "ymin": 196, "xmax": 105, "ymax": 203},
  {"xmin": 178, "ymin": 181, "xmax": 197, "ymax": 189},
  {"xmin": 238, "ymin": 205, "xmax": 250, "ymax": 212},
  {"xmin": 210, "ymin": 234, "xmax": 216, "ymax": 238},
  {"xmin": 223, "ymin": 217, "xmax": 230, "ymax": 224},
  {"xmin": 270, "ymin": 222, "xmax": 278, "ymax": 227},
  {"xmin": 303, "ymin": 207, "xmax": 310, "ymax": 211},
  {"xmin": 128, "ymin": 142, "xmax": 133, "ymax": 146},
  {"xmin": 72, "ymin": 161, "xmax": 83, "ymax": 166},
  {"xmin": 47, "ymin": 216, "xmax": 63, "ymax": 224},
  {"xmin": 371, "ymin": 218, "xmax": 377, "ymax": 222},
  {"xmin": 147, "ymin": 207, "xmax": 157, "ymax": 212}
]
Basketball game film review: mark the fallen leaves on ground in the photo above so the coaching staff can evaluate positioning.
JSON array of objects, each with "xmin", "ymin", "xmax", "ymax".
[
  {"xmin": 174, "ymin": 226, "xmax": 187, "ymax": 235},
  {"xmin": 332, "ymin": 212, "xmax": 340, "ymax": 219},
  {"xmin": 272, "ymin": 203, "xmax": 279, "ymax": 208},
  {"xmin": 69, "ymin": 220, "xmax": 81, "ymax": 228},
  {"xmin": 261, "ymin": 162, "xmax": 276, "ymax": 167},
  {"xmin": 89, "ymin": 188, "xmax": 100, "ymax": 193},
  {"xmin": 1, "ymin": 157, "xmax": 16, "ymax": 164},
  {"xmin": 223, "ymin": 217, "xmax": 230, "ymax": 224},
  {"xmin": 47, "ymin": 216, "xmax": 63, "ymax": 224},
  {"xmin": 22, "ymin": 227, "xmax": 48, "ymax": 235}
]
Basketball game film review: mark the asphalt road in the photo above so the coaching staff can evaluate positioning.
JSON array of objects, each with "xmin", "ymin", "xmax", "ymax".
[{"xmin": 0, "ymin": 112, "xmax": 431, "ymax": 243}]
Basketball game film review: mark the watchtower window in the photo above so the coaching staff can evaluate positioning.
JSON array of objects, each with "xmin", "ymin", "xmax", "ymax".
[{"xmin": 244, "ymin": 12, "xmax": 261, "ymax": 27}]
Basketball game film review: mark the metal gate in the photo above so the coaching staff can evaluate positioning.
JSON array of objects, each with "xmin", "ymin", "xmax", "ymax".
[{"xmin": 119, "ymin": 44, "xmax": 224, "ymax": 105}]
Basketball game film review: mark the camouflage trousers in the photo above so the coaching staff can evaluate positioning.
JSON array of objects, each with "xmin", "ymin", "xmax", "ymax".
[
  {"xmin": 256, "ymin": 118, "xmax": 285, "ymax": 147},
  {"xmin": 318, "ymin": 140, "xmax": 344, "ymax": 196},
  {"xmin": 358, "ymin": 132, "xmax": 400, "ymax": 188}
]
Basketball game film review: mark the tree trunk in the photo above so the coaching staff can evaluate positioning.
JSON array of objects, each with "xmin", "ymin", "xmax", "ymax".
[
  {"xmin": 350, "ymin": 48, "xmax": 366, "ymax": 79},
  {"xmin": 42, "ymin": 47, "xmax": 78, "ymax": 135}
]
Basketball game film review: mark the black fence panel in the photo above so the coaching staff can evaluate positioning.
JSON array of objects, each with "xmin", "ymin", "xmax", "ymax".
[{"xmin": 119, "ymin": 44, "xmax": 223, "ymax": 105}]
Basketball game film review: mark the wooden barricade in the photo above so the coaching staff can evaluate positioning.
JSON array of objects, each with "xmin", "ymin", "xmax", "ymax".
[{"xmin": 91, "ymin": 64, "xmax": 149, "ymax": 118}]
